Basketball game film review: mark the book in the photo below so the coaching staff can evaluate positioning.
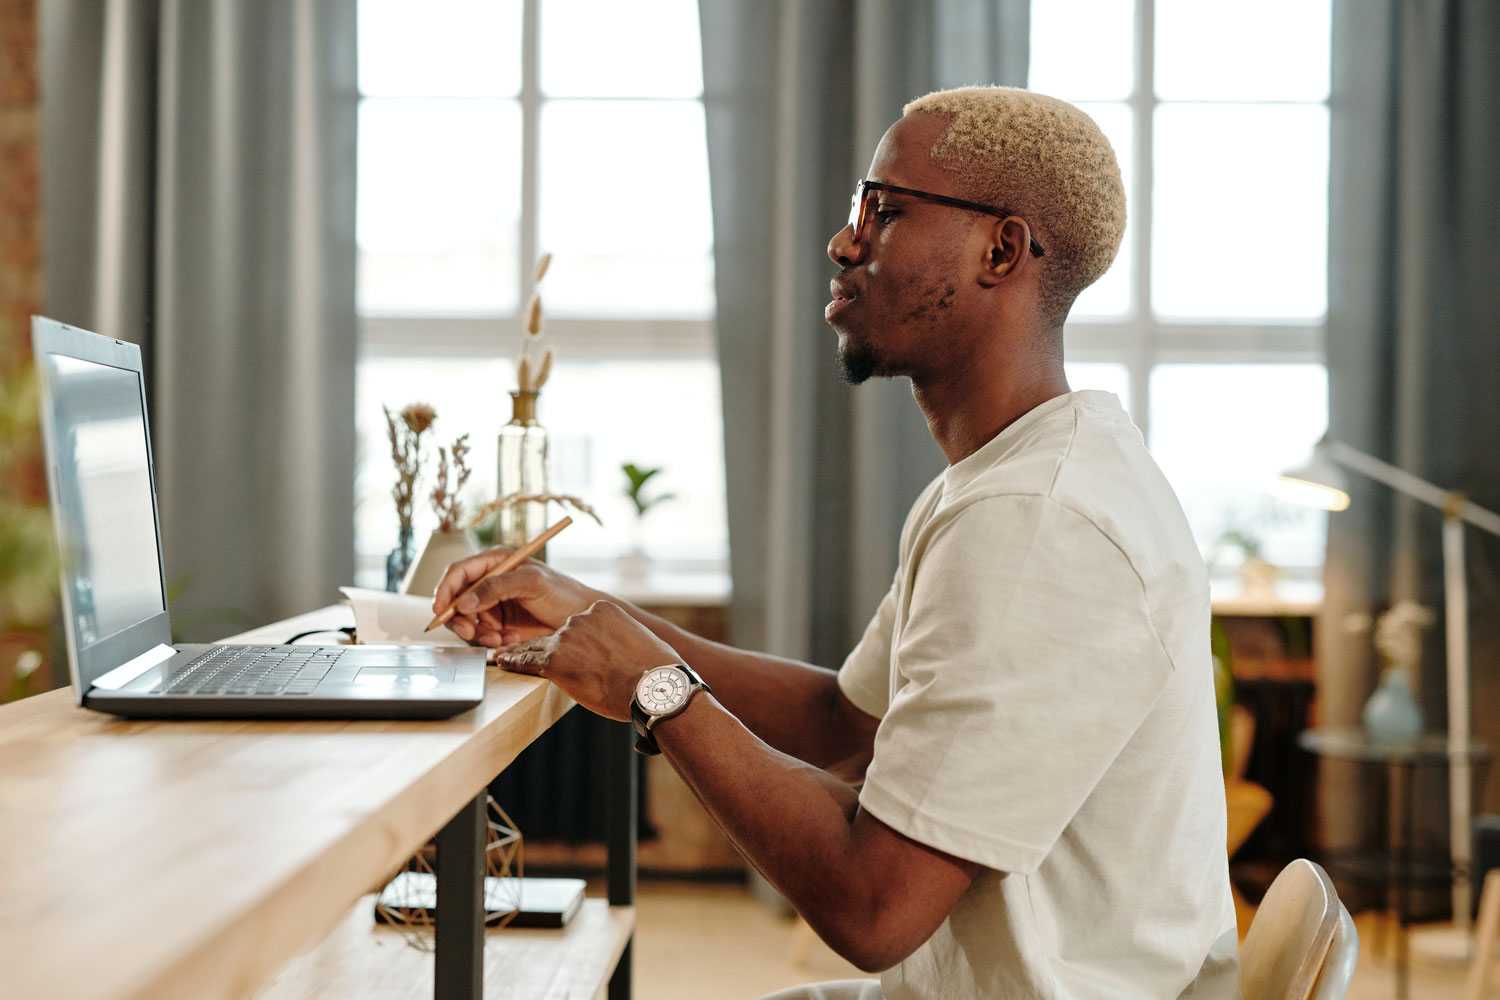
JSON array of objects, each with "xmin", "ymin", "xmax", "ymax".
[{"xmin": 374, "ymin": 871, "xmax": 587, "ymax": 929}]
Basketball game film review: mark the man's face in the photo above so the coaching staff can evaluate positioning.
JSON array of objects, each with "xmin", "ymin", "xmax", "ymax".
[{"xmin": 825, "ymin": 113, "xmax": 985, "ymax": 385}]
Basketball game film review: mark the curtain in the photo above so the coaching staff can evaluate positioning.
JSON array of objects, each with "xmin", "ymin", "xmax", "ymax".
[
  {"xmin": 699, "ymin": 0, "xmax": 1029, "ymax": 669},
  {"xmin": 1321, "ymin": 0, "xmax": 1500, "ymax": 907},
  {"xmin": 41, "ymin": 0, "xmax": 357, "ymax": 640}
]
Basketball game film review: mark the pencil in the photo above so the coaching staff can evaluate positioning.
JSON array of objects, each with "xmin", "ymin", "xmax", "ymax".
[{"xmin": 424, "ymin": 516, "xmax": 573, "ymax": 632}]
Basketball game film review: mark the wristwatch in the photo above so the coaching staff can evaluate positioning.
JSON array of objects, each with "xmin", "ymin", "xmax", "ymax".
[{"xmin": 630, "ymin": 662, "xmax": 712, "ymax": 756}]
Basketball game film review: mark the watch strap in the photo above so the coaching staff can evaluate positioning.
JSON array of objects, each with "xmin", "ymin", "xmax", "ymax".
[{"xmin": 630, "ymin": 663, "xmax": 710, "ymax": 756}]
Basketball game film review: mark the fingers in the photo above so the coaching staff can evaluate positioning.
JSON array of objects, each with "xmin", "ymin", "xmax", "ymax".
[
  {"xmin": 434, "ymin": 561, "xmax": 543, "ymax": 621},
  {"xmin": 498, "ymin": 635, "xmax": 558, "ymax": 676},
  {"xmin": 431, "ymin": 547, "xmax": 515, "ymax": 612}
]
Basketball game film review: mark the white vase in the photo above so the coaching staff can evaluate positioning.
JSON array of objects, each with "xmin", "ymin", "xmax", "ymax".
[
  {"xmin": 1361, "ymin": 665, "xmax": 1424, "ymax": 743},
  {"xmin": 401, "ymin": 529, "xmax": 483, "ymax": 598}
]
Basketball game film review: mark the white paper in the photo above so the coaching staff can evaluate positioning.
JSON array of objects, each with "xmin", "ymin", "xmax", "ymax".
[{"xmin": 339, "ymin": 587, "xmax": 469, "ymax": 647}]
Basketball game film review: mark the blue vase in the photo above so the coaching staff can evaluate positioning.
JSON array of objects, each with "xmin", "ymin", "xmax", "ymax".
[
  {"xmin": 385, "ymin": 523, "xmax": 416, "ymax": 593},
  {"xmin": 1361, "ymin": 666, "xmax": 1424, "ymax": 742}
]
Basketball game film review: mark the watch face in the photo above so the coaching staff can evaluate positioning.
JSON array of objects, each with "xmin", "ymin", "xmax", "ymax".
[{"xmin": 635, "ymin": 665, "xmax": 690, "ymax": 717}]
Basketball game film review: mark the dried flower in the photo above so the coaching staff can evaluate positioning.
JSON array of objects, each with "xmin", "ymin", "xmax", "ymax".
[
  {"xmin": 430, "ymin": 433, "xmax": 472, "ymax": 533},
  {"xmin": 400, "ymin": 402, "xmax": 437, "ymax": 436},
  {"xmin": 1373, "ymin": 601, "xmax": 1435, "ymax": 672},
  {"xmin": 524, "ymin": 292, "xmax": 543, "ymax": 339},
  {"xmin": 515, "ymin": 254, "xmax": 553, "ymax": 392},
  {"xmin": 385, "ymin": 403, "xmax": 436, "ymax": 532},
  {"xmin": 533, "ymin": 346, "xmax": 554, "ymax": 391},
  {"xmin": 465, "ymin": 491, "xmax": 603, "ymax": 532}
]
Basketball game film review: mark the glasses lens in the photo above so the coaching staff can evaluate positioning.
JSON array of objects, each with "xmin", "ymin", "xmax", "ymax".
[{"xmin": 849, "ymin": 182, "xmax": 867, "ymax": 239}]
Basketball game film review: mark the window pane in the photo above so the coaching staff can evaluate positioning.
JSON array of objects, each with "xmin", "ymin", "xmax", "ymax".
[
  {"xmin": 1066, "ymin": 102, "xmax": 1132, "ymax": 320},
  {"xmin": 354, "ymin": 356, "xmax": 726, "ymax": 585},
  {"xmin": 1064, "ymin": 362, "xmax": 1131, "ymax": 415},
  {"xmin": 1156, "ymin": 0, "xmax": 1330, "ymax": 102},
  {"xmin": 538, "ymin": 101, "xmax": 715, "ymax": 317},
  {"xmin": 1028, "ymin": 0, "xmax": 1135, "ymax": 101},
  {"xmin": 358, "ymin": 0, "xmax": 521, "ymax": 97},
  {"xmin": 1148, "ymin": 364, "xmax": 1328, "ymax": 572},
  {"xmin": 358, "ymin": 100, "xmax": 522, "ymax": 315},
  {"xmin": 1152, "ymin": 104, "xmax": 1328, "ymax": 320},
  {"xmin": 543, "ymin": 358, "xmax": 727, "ymax": 564},
  {"xmin": 541, "ymin": 0, "xmax": 703, "ymax": 98}
]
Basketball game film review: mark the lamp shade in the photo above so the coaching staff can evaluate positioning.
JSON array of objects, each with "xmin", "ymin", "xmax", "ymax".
[{"xmin": 1271, "ymin": 447, "xmax": 1350, "ymax": 511}]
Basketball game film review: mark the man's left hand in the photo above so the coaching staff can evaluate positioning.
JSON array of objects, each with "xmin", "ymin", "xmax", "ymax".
[{"xmin": 497, "ymin": 599, "xmax": 684, "ymax": 722}]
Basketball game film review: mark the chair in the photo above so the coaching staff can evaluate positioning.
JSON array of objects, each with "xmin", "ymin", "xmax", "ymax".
[
  {"xmin": 1465, "ymin": 868, "xmax": 1500, "ymax": 1000},
  {"xmin": 1240, "ymin": 858, "xmax": 1359, "ymax": 1000}
]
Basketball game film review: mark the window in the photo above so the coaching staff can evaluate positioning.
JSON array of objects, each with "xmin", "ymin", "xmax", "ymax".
[
  {"xmin": 354, "ymin": 0, "xmax": 725, "ymax": 587},
  {"xmin": 1035, "ymin": 0, "xmax": 1332, "ymax": 584}
]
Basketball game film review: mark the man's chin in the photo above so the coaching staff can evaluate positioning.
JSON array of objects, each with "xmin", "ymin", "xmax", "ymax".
[{"xmin": 837, "ymin": 344, "xmax": 878, "ymax": 385}]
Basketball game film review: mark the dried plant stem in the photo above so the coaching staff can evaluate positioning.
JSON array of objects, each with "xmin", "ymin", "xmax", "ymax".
[{"xmin": 465, "ymin": 491, "xmax": 603, "ymax": 531}]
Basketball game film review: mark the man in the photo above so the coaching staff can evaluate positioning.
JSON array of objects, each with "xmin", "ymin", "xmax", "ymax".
[{"xmin": 435, "ymin": 86, "xmax": 1238, "ymax": 999}]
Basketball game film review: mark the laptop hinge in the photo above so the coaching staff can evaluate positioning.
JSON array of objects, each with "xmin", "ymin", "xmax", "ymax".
[{"xmin": 93, "ymin": 644, "xmax": 177, "ymax": 690}]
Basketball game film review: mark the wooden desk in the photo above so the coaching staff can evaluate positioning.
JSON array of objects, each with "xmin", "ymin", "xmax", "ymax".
[{"xmin": 0, "ymin": 606, "xmax": 636, "ymax": 1000}]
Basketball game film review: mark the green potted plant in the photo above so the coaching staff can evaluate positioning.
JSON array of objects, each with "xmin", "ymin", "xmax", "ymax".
[
  {"xmin": 618, "ymin": 462, "xmax": 675, "ymax": 578},
  {"xmin": 1, "ymin": 326, "xmax": 59, "ymax": 701}
]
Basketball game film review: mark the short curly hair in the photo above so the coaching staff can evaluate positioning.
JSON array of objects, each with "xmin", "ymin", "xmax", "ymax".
[{"xmin": 903, "ymin": 86, "xmax": 1126, "ymax": 326}]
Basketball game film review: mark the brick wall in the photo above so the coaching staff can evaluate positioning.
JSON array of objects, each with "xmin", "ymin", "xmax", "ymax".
[{"xmin": 0, "ymin": 0, "xmax": 39, "ymax": 359}]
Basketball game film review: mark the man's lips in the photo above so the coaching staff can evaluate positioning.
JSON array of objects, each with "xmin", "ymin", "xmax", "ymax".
[{"xmin": 826, "ymin": 277, "xmax": 858, "ymax": 321}]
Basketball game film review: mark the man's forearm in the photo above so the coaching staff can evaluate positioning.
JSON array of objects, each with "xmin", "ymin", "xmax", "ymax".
[
  {"xmin": 653, "ymin": 694, "xmax": 965, "ymax": 972},
  {"xmin": 612, "ymin": 600, "xmax": 874, "ymax": 777}
]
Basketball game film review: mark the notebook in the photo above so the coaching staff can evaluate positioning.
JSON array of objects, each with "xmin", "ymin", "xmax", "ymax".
[{"xmin": 30, "ymin": 316, "xmax": 486, "ymax": 719}]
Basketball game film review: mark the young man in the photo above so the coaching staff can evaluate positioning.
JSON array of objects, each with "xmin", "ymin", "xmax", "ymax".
[{"xmin": 435, "ymin": 86, "xmax": 1238, "ymax": 999}]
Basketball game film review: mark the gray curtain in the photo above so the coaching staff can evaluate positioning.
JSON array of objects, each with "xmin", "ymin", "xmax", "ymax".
[
  {"xmin": 1321, "ymin": 0, "xmax": 1500, "ymax": 901},
  {"xmin": 41, "ymin": 0, "xmax": 357, "ymax": 640},
  {"xmin": 700, "ymin": 0, "xmax": 1028, "ymax": 668}
]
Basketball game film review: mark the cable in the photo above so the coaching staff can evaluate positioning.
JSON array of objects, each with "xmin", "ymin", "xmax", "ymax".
[{"xmin": 282, "ymin": 626, "xmax": 357, "ymax": 644}]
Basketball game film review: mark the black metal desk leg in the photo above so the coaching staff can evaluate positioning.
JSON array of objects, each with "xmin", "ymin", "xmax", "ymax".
[
  {"xmin": 435, "ymin": 792, "xmax": 487, "ymax": 1000},
  {"xmin": 607, "ymin": 720, "xmax": 637, "ymax": 1000}
]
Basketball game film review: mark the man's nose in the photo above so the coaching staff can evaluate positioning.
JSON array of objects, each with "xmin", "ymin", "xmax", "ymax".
[{"xmin": 827, "ymin": 223, "xmax": 866, "ymax": 267}]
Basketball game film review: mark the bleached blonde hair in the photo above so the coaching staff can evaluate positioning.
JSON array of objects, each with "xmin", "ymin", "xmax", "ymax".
[{"xmin": 903, "ymin": 86, "xmax": 1126, "ymax": 326}]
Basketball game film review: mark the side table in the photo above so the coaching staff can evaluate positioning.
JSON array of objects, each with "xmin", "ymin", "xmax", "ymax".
[{"xmin": 1298, "ymin": 727, "xmax": 1492, "ymax": 1000}]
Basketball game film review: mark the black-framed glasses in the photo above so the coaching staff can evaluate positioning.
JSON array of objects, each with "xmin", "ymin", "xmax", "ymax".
[{"xmin": 848, "ymin": 180, "xmax": 1046, "ymax": 257}]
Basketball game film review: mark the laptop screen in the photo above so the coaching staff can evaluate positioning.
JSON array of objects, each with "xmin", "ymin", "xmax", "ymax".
[{"xmin": 40, "ymin": 351, "xmax": 167, "ymax": 648}]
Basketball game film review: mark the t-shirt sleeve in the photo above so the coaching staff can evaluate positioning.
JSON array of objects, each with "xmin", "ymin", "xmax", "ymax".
[
  {"xmin": 857, "ymin": 494, "xmax": 1174, "ymax": 875},
  {"xmin": 837, "ymin": 571, "xmax": 900, "ymax": 719}
]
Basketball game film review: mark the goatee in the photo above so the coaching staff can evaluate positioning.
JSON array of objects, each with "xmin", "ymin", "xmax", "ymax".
[{"xmin": 837, "ymin": 342, "xmax": 878, "ymax": 385}]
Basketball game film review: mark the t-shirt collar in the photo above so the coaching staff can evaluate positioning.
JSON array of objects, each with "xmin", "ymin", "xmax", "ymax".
[{"xmin": 942, "ymin": 389, "xmax": 1123, "ymax": 495}]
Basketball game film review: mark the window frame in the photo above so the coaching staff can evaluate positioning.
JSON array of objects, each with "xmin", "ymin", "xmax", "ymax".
[
  {"xmin": 355, "ymin": 0, "xmax": 716, "ymax": 362},
  {"xmin": 1059, "ymin": 0, "xmax": 1327, "ymax": 446},
  {"xmin": 352, "ymin": 0, "xmax": 721, "ymax": 588}
]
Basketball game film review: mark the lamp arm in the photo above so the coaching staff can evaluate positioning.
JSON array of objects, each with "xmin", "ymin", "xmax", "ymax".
[{"xmin": 1323, "ymin": 439, "xmax": 1500, "ymax": 537}]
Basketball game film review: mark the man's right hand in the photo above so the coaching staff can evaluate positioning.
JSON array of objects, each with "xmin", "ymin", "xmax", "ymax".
[{"xmin": 432, "ymin": 549, "xmax": 605, "ymax": 648}]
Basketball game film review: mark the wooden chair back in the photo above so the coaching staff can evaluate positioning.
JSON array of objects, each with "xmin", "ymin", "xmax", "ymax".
[
  {"xmin": 1465, "ymin": 868, "xmax": 1500, "ymax": 1000},
  {"xmin": 1240, "ymin": 859, "xmax": 1342, "ymax": 1000},
  {"xmin": 1309, "ymin": 899, "xmax": 1358, "ymax": 1000}
]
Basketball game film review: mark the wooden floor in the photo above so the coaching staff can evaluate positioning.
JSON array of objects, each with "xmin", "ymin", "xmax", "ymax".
[{"xmin": 631, "ymin": 881, "xmax": 1486, "ymax": 1000}]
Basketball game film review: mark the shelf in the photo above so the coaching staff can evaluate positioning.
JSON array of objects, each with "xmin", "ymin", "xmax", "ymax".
[
  {"xmin": 256, "ymin": 896, "xmax": 634, "ymax": 999},
  {"xmin": 1210, "ymin": 578, "xmax": 1323, "ymax": 617},
  {"xmin": 1318, "ymin": 847, "xmax": 1456, "ymax": 891}
]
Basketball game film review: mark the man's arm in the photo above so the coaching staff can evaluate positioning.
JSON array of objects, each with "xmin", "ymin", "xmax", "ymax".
[
  {"xmin": 433, "ymin": 553, "xmax": 879, "ymax": 779},
  {"xmin": 497, "ymin": 600, "xmax": 979, "ymax": 972},
  {"xmin": 659, "ymin": 694, "xmax": 977, "ymax": 971}
]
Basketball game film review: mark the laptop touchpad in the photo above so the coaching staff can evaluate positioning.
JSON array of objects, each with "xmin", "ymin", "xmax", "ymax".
[{"xmin": 353, "ymin": 666, "xmax": 456, "ymax": 691}]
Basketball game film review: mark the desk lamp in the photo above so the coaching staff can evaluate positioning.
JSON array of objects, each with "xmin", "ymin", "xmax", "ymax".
[{"xmin": 1274, "ymin": 436, "xmax": 1500, "ymax": 945}]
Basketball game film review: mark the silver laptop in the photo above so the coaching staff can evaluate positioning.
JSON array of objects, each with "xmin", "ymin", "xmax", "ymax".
[{"xmin": 32, "ymin": 316, "xmax": 485, "ymax": 719}]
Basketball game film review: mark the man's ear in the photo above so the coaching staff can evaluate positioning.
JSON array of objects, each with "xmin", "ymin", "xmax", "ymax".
[{"xmin": 976, "ymin": 216, "xmax": 1034, "ymax": 287}]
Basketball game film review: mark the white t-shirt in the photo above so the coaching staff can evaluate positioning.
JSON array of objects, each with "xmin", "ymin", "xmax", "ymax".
[{"xmin": 838, "ymin": 390, "xmax": 1239, "ymax": 1000}]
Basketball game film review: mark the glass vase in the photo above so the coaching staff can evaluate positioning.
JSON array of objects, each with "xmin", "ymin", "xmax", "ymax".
[
  {"xmin": 385, "ymin": 522, "xmax": 415, "ymax": 592},
  {"xmin": 496, "ymin": 389, "xmax": 550, "ymax": 554},
  {"xmin": 1361, "ymin": 663, "xmax": 1424, "ymax": 743}
]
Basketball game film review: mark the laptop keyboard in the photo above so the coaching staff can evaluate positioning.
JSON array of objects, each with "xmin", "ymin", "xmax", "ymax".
[{"xmin": 154, "ymin": 646, "xmax": 346, "ymax": 696}]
